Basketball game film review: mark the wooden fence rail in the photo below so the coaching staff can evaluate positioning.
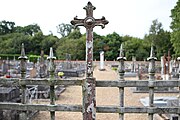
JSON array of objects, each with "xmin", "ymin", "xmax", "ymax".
[
  {"xmin": 0, "ymin": 103, "xmax": 179, "ymax": 114},
  {"xmin": 0, "ymin": 78, "xmax": 179, "ymax": 87},
  {"xmin": 0, "ymin": 78, "xmax": 179, "ymax": 116}
]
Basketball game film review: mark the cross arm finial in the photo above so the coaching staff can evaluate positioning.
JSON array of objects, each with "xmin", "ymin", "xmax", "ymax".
[
  {"xmin": 70, "ymin": 2, "xmax": 109, "ymax": 29},
  {"xmin": 94, "ymin": 16, "xmax": 109, "ymax": 29},
  {"xmin": 70, "ymin": 16, "xmax": 84, "ymax": 28},
  {"xmin": 83, "ymin": 2, "xmax": 96, "ymax": 16}
]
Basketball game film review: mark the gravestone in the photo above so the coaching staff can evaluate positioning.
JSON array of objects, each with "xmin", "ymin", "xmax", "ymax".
[
  {"xmin": 124, "ymin": 72, "xmax": 137, "ymax": 77},
  {"xmin": 161, "ymin": 51, "xmax": 171, "ymax": 80},
  {"xmin": 131, "ymin": 56, "xmax": 136, "ymax": 73},
  {"xmin": 99, "ymin": 51, "xmax": 105, "ymax": 71},
  {"xmin": 124, "ymin": 57, "xmax": 137, "ymax": 77},
  {"xmin": 36, "ymin": 48, "xmax": 66, "ymax": 99},
  {"xmin": 0, "ymin": 87, "xmax": 20, "ymax": 102},
  {"xmin": 1, "ymin": 60, "xmax": 8, "ymax": 75},
  {"xmin": 39, "ymin": 50, "xmax": 47, "ymax": 78},
  {"xmin": 177, "ymin": 57, "xmax": 180, "ymax": 79},
  {"xmin": 161, "ymin": 56, "xmax": 164, "ymax": 79},
  {"xmin": 140, "ymin": 96, "xmax": 179, "ymax": 120},
  {"xmin": 30, "ymin": 67, "xmax": 37, "ymax": 78},
  {"xmin": 135, "ymin": 48, "xmax": 178, "ymax": 93},
  {"xmin": 140, "ymin": 96, "xmax": 178, "ymax": 107},
  {"xmin": 65, "ymin": 53, "xmax": 72, "ymax": 69},
  {"xmin": 0, "ymin": 86, "xmax": 21, "ymax": 120},
  {"xmin": 57, "ymin": 54, "xmax": 85, "ymax": 77},
  {"xmin": 171, "ymin": 60, "xmax": 178, "ymax": 78}
]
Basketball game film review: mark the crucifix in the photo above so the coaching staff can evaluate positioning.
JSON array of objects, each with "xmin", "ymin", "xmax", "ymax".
[
  {"xmin": 71, "ymin": 2, "xmax": 108, "ymax": 120},
  {"xmin": 71, "ymin": 2, "xmax": 108, "ymax": 78}
]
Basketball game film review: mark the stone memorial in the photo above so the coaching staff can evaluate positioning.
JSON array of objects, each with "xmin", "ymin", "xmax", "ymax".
[
  {"xmin": 99, "ymin": 51, "xmax": 105, "ymax": 71},
  {"xmin": 65, "ymin": 53, "xmax": 72, "ymax": 69},
  {"xmin": 140, "ymin": 96, "xmax": 179, "ymax": 120},
  {"xmin": 131, "ymin": 56, "xmax": 136, "ymax": 73},
  {"xmin": 1, "ymin": 60, "xmax": 8, "ymax": 75},
  {"xmin": 0, "ymin": 87, "xmax": 20, "ymax": 102},
  {"xmin": 39, "ymin": 50, "xmax": 47, "ymax": 78},
  {"xmin": 161, "ymin": 51, "xmax": 171, "ymax": 80},
  {"xmin": 56, "ymin": 53, "xmax": 85, "ymax": 77},
  {"xmin": 0, "ymin": 87, "xmax": 21, "ymax": 120},
  {"xmin": 135, "ymin": 47, "xmax": 178, "ymax": 93}
]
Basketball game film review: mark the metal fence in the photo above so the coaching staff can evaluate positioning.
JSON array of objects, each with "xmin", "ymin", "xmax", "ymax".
[{"xmin": 0, "ymin": 43, "xmax": 179, "ymax": 120}]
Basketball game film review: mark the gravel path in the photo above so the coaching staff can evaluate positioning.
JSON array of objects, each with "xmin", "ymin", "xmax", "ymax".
[{"xmin": 33, "ymin": 65, "xmax": 178, "ymax": 120}]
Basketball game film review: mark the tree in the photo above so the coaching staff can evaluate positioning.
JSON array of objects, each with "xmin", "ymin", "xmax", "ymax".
[
  {"xmin": 56, "ymin": 36, "xmax": 86, "ymax": 60},
  {"xmin": 0, "ymin": 33, "xmax": 32, "ymax": 54},
  {"xmin": 124, "ymin": 37, "xmax": 149, "ymax": 61},
  {"xmin": 0, "ymin": 20, "xmax": 15, "ymax": 35},
  {"xmin": 29, "ymin": 32, "xmax": 44, "ymax": 54},
  {"xmin": 15, "ymin": 24, "xmax": 41, "ymax": 36},
  {"xmin": 170, "ymin": 0, "xmax": 180, "ymax": 57},
  {"xmin": 57, "ymin": 23, "xmax": 74, "ymax": 37},
  {"xmin": 144, "ymin": 19, "xmax": 173, "ymax": 59},
  {"xmin": 104, "ymin": 32, "xmax": 123, "ymax": 60},
  {"xmin": 93, "ymin": 32, "xmax": 106, "ymax": 60},
  {"xmin": 67, "ymin": 28, "xmax": 82, "ymax": 39},
  {"xmin": 147, "ymin": 19, "xmax": 163, "ymax": 45},
  {"xmin": 41, "ymin": 35, "xmax": 59, "ymax": 55}
]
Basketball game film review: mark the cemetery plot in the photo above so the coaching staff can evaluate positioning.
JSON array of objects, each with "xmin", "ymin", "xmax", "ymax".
[
  {"xmin": 0, "ymin": 2, "xmax": 180, "ymax": 120},
  {"xmin": 140, "ymin": 96, "xmax": 179, "ymax": 120},
  {"xmin": 55, "ymin": 54, "xmax": 85, "ymax": 77}
]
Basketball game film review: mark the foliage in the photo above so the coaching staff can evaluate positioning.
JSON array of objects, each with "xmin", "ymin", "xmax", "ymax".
[
  {"xmin": 170, "ymin": 0, "xmax": 180, "ymax": 57},
  {"xmin": 104, "ymin": 32, "xmax": 123, "ymax": 60},
  {"xmin": 111, "ymin": 67, "xmax": 117, "ymax": 71},
  {"xmin": 0, "ymin": 20, "xmax": 178, "ymax": 61},
  {"xmin": 0, "ymin": 20, "xmax": 15, "ymax": 35},
  {"xmin": 67, "ymin": 28, "xmax": 82, "ymax": 39},
  {"xmin": 0, "ymin": 20, "xmax": 59, "ymax": 58},
  {"xmin": 15, "ymin": 24, "xmax": 41, "ymax": 36},
  {"xmin": 29, "ymin": 32, "xmax": 44, "ymax": 54},
  {"xmin": 57, "ymin": 23, "xmax": 74, "ymax": 37},
  {"xmin": 28, "ymin": 55, "xmax": 40, "ymax": 62},
  {"xmin": 0, "ymin": 33, "xmax": 32, "ymax": 54},
  {"xmin": 0, "ymin": 54, "xmax": 20, "ymax": 60},
  {"xmin": 41, "ymin": 35, "xmax": 59, "ymax": 55},
  {"xmin": 124, "ymin": 37, "xmax": 149, "ymax": 61},
  {"xmin": 56, "ymin": 35, "xmax": 86, "ymax": 60},
  {"xmin": 144, "ymin": 19, "xmax": 173, "ymax": 59},
  {"xmin": 93, "ymin": 32, "xmax": 106, "ymax": 60}
]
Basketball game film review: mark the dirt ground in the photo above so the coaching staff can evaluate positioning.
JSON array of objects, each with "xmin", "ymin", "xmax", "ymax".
[{"xmin": 33, "ymin": 65, "xmax": 178, "ymax": 120}]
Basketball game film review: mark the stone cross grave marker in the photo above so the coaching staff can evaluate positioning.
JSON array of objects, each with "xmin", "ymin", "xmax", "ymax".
[{"xmin": 99, "ymin": 51, "xmax": 105, "ymax": 70}]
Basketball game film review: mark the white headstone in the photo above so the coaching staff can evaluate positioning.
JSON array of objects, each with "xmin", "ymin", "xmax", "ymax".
[
  {"xmin": 177, "ymin": 57, "xmax": 180, "ymax": 77},
  {"xmin": 99, "ymin": 51, "xmax": 105, "ymax": 70},
  {"xmin": 161, "ymin": 56, "xmax": 165, "ymax": 80}
]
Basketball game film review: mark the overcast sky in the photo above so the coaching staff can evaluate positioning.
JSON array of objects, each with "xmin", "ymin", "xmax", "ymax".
[{"xmin": 0, "ymin": 0, "xmax": 178, "ymax": 38}]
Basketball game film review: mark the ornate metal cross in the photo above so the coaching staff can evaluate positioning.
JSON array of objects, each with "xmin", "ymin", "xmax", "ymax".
[
  {"xmin": 71, "ymin": 2, "xmax": 108, "ymax": 78},
  {"xmin": 71, "ymin": 2, "xmax": 108, "ymax": 120}
]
